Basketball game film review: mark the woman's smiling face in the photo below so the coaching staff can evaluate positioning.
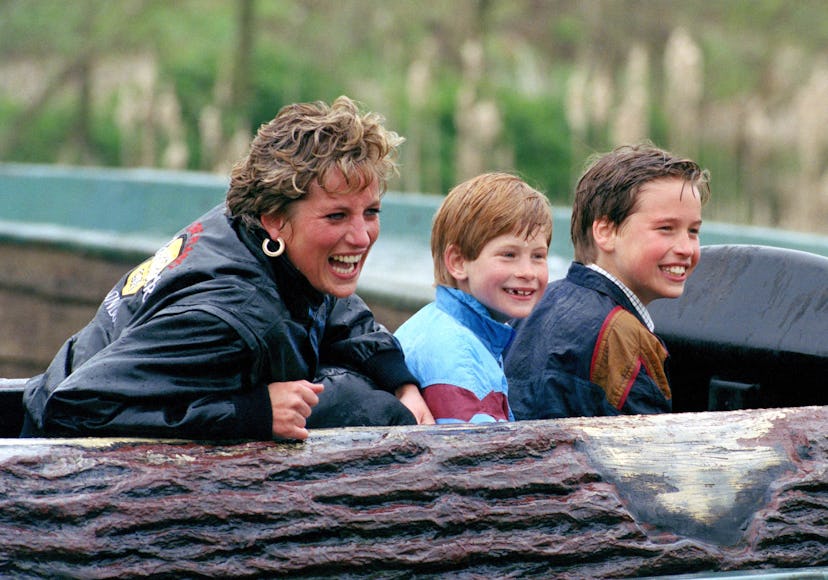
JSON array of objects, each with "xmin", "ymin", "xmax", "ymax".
[{"xmin": 262, "ymin": 168, "xmax": 381, "ymax": 298}]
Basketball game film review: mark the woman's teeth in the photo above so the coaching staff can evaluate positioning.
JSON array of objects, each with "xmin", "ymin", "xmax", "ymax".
[{"xmin": 331, "ymin": 255, "xmax": 360, "ymax": 274}]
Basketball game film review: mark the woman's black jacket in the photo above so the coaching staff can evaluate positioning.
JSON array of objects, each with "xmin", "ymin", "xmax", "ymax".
[{"xmin": 21, "ymin": 204, "xmax": 418, "ymax": 439}]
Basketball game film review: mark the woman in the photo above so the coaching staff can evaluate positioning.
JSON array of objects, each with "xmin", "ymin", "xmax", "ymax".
[{"xmin": 21, "ymin": 96, "xmax": 434, "ymax": 440}]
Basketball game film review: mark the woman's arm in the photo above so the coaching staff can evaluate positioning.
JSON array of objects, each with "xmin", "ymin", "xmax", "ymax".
[
  {"xmin": 321, "ymin": 295, "xmax": 420, "ymax": 392},
  {"xmin": 318, "ymin": 295, "xmax": 434, "ymax": 425},
  {"xmin": 32, "ymin": 309, "xmax": 281, "ymax": 440}
]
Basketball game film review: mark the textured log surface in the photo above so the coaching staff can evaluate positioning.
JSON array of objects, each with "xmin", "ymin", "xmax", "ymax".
[{"xmin": 1, "ymin": 406, "xmax": 827, "ymax": 579}]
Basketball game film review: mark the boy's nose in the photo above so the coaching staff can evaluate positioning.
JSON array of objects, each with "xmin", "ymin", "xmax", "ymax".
[
  {"xmin": 674, "ymin": 234, "xmax": 697, "ymax": 255},
  {"xmin": 515, "ymin": 260, "xmax": 538, "ymax": 279}
]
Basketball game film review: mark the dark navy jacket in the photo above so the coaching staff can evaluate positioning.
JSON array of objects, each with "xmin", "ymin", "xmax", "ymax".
[
  {"xmin": 505, "ymin": 262, "xmax": 672, "ymax": 420},
  {"xmin": 22, "ymin": 204, "xmax": 417, "ymax": 439}
]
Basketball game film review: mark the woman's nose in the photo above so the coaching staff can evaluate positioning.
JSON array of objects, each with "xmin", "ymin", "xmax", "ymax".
[{"xmin": 347, "ymin": 218, "xmax": 372, "ymax": 247}]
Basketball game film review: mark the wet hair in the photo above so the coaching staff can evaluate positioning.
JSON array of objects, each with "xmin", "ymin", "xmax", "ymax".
[
  {"xmin": 571, "ymin": 142, "xmax": 711, "ymax": 263},
  {"xmin": 431, "ymin": 172, "xmax": 553, "ymax": 288},
  {"xmin": 226, "ymin": 96, "xmax": 404, "ymax": 230}
]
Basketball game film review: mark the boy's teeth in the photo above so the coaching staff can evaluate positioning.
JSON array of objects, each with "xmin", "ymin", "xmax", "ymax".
[
  {"xmin": 507, "ymin": 289, "xmax": 532, "ymax": 296},
  {"xmin": 662, "ymin": 266, "xmax": 686, "ymax": 275}
]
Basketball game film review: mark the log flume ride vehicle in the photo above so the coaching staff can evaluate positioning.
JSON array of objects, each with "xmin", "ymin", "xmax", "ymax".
[{"xmin": 0, "ymin": 244, "xmax": 826, "ymax": 579}]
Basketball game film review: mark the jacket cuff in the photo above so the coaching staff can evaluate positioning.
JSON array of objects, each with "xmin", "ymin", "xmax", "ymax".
[
  {"xmin": 363, "ymin": 349, "xmax": 420, "ymax": 394},
  {"xmin": 232, "ymin": 386, "xmax": 273, "ymax": 440}
]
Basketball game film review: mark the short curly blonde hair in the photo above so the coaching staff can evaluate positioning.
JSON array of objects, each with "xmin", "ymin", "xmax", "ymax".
[{"xmin": 226, "ymin": 96, "xmax": 404, "ymax": 229}]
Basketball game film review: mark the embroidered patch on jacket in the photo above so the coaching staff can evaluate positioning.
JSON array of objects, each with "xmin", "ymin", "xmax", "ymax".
[
  {"xmin": 590, "ymin": 306, "xmax": 670, "ymax": 410},
  {"xmin": 121, "ymin": 222, "xmax": 203, "ymax": 299},
  {"xmin": 121, "ymin": 235, "xmax": 185, "ymax": 297}
]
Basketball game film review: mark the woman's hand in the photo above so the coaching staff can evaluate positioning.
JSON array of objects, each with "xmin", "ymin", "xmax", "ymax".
[
  {"xmin": 267, "ymin": 380, "xmax": 325, "ymax": 440},
  {"xmin": 395, "ymin": 383, "xmax": 435, "ymax": 425}
]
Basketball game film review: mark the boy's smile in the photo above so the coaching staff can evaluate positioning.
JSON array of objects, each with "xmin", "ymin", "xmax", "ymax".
[
  {"xmin": 593, "ymin": 177, "xmax": 702, "ymax": 305},
  {"xmin": 451, "ymin": 229, "xmax": 550, "ymax": 321}
]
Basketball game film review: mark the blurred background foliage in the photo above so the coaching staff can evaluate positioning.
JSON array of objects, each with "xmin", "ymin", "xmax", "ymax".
[{"xmin": 0, "ymin": 0, "xmax": 827, "ymax": 233}]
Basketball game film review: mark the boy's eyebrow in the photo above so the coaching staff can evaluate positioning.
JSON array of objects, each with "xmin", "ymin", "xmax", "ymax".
[
  {"xmin": 496, "ymin": 240, "xmax": 549, "ymax": 250},
  {"xmin": 649, "ymin": 217, "xmax": 704, "ymax": 229}
]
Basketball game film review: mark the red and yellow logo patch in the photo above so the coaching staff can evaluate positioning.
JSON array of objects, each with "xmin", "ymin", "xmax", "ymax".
[{"xmin": 121, "ymin": 235, "xmax": 185, "ymax": 296}]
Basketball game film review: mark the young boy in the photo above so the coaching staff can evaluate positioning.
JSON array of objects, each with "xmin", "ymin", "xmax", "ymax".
[
  {"xmin": 394, "ymin": 172, "xmax": 553, "ymax": 424},
  {"xmin": 505, "ymin": 143, "xmax": 710, "ymax": 419}
]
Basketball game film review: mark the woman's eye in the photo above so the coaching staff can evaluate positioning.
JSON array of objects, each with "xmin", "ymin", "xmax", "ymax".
[{"xmin": 327, "ymin": 212, "xmax": 346, "ymax": 221}]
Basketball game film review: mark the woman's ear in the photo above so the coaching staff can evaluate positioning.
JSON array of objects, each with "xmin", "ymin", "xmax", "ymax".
[
  {"xmin": 444, "ymin": 244, "xmax": 468, "ymax": 281},
  {"xmin": 260, "ymin": 213, "xmax": 284, "ymax": 239},
  {"xmin": 592, "ymin": 217, "xmax": 616, "ymax": 253}
]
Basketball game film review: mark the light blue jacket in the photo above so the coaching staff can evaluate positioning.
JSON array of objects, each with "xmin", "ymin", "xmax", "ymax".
[{"xmin": 395, "ymin": 286, "xmax": 515, "ymax": 424}]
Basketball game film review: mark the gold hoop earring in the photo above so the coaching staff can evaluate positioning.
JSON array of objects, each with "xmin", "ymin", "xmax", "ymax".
[{"xmin": 262, "ymin": 237, "xmax": 285, "ymax": 257}]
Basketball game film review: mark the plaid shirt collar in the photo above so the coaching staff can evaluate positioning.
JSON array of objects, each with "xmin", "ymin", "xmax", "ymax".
[{"xmin": 586, "ymin": 264, "xmax": 655, "ymax": 332}]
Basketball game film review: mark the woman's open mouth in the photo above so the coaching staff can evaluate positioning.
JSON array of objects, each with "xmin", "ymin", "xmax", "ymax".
[{"xmin": 330, "ymin": 254, "xmax": 361, "ymax": 275}]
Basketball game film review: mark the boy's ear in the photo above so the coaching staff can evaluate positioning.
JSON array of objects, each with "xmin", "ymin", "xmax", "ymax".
[
  {"xmin": 592, "ymin": 217, "xmax": 616, "ymax": 253},
  {"xmin": 444, "ymin": 244, "xmax": 468, "ymax": 281}
]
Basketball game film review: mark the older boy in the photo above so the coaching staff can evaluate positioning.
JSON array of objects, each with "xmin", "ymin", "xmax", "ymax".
[
  {"xmin": 395, "ymin": 172, "xmax": 553, "ymax": 424},
  {"xmin": 505, "ymin": 143, "xmax": 710, "ymax": 419}
]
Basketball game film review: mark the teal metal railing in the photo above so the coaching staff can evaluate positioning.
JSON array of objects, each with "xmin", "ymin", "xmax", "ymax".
[{"xmin": 3, "ymin": 162, "xmax": 827, "ymax": 307}]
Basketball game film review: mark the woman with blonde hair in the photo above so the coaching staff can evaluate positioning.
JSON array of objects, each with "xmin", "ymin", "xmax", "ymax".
[{"xmin": 23, "ymin": 96, "xmax": 433, "ymax": 440}]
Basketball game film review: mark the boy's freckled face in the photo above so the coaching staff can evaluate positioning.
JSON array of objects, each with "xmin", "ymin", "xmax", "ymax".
[
  {"xmin": 455, "ymin": 229, "xmax": 550, "ymax": 321},
  {"xmin": 595, "ymin": 177, "xmax": 703, "ymax": 305}
]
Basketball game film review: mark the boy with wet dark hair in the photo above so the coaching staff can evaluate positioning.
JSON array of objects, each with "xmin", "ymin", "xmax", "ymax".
[{"xmin": 506, "ymin": 143, "xmax": 711, "ymax": 419}]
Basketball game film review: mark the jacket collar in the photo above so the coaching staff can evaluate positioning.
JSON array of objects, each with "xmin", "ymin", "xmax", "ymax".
[
  {"xmin": 568, "ymin": 262, "xmax": 652, "ymax": 330},
  {"xmin": 234, "ymin": 218, "xmax": 326, "ymax": 320},
  {"xmin": 435, "ymin": 285, "xmax": 515, "ymax": 357}
]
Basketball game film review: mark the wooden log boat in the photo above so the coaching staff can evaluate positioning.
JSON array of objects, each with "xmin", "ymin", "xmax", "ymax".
[{"xmin": 0, "ymin": 407, "xmax": 826, "ymax": 578}]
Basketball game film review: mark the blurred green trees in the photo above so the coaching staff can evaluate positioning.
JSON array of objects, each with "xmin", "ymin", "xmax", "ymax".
[{"xmin": 1, "ymin": 0, "xmax": 827, "ymax": 233}]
